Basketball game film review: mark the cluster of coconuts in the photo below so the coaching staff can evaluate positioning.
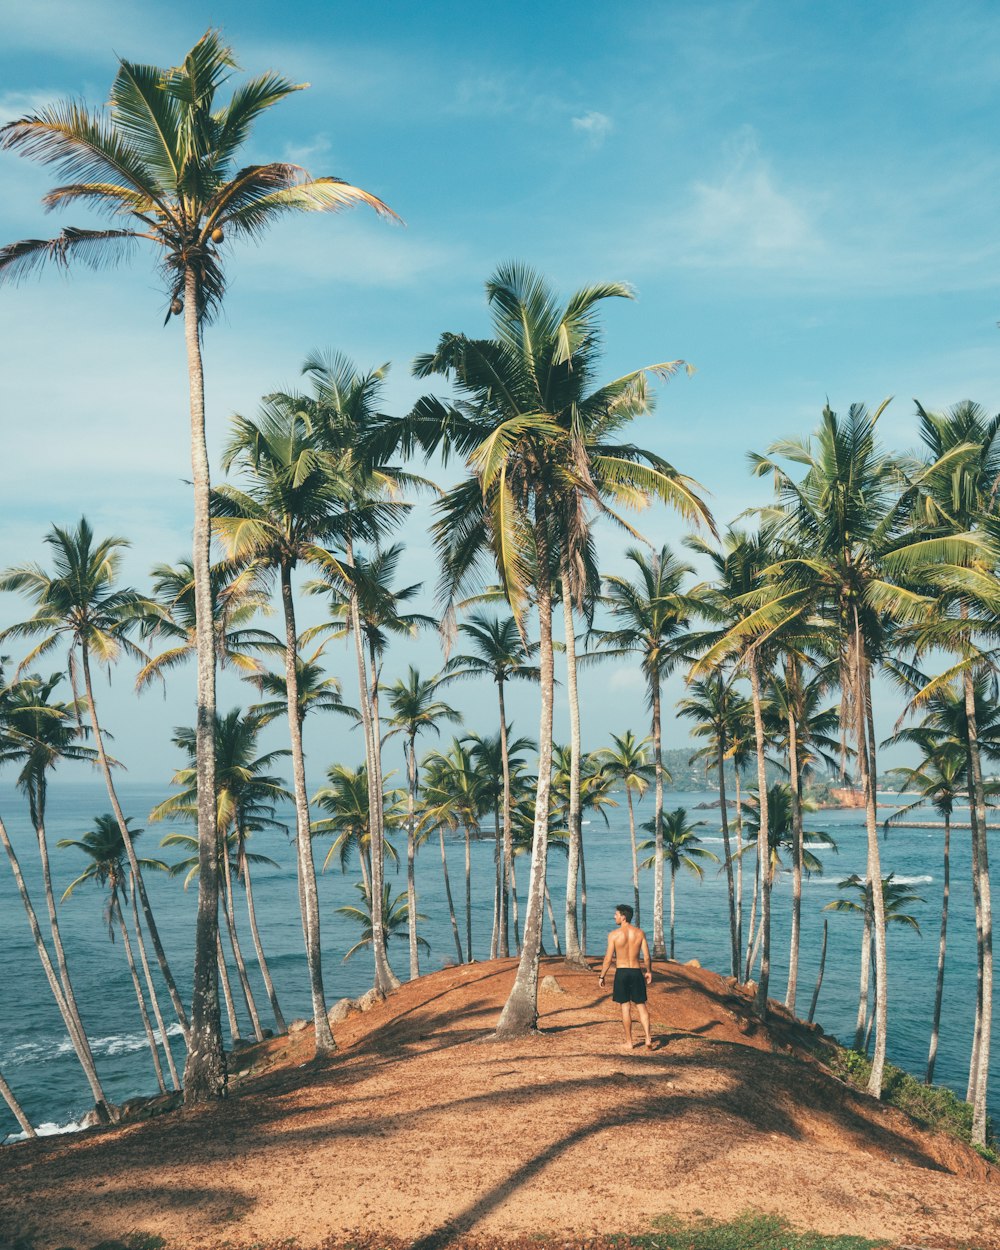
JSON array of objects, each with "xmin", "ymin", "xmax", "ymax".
[{"xmin": 170, "ymin": 226, "xmax": 226, "ymax": 315}]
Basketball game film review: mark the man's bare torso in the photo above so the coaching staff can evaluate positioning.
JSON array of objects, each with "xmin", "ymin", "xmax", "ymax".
[{"xmin": 608, "ymin": 922, "xmax": 647, "ymax": 968}]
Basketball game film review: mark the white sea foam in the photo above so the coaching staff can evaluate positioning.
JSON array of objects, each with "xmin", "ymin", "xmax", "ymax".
[
  {"xmin": 7, "ymin": 1117, "xmax": 88, "ymax": 1142},
  {"xmin": 5, "ymin": 1022, "xmax": 183, "ymax": 1067}
]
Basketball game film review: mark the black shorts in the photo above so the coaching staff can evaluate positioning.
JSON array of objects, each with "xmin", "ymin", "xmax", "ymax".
[{"xmin": 613, "ymin": 967, "xmax": 647, "ymax": 1004}]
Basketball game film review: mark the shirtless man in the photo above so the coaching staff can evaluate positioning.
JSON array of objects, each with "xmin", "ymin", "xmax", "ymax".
[{"xmin": 598, "ymin": 903, "xmax": 655, "ymax": 1051}]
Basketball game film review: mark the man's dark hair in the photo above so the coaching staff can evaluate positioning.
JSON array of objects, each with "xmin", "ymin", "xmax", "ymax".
[{"xmin": 616, "ymin": 903, "xmax": 634, "ymax": 923}]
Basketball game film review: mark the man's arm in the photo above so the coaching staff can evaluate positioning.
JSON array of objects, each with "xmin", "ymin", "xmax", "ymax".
[
  {"xmin": 640, "ymin": 933, "xmax": 653, "ymax": 984},
  {"xmin": 598, "ymin": 933, "xmax": 615, "ymax": 987}
]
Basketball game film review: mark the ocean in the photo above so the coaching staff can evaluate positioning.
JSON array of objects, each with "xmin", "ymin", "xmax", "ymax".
[{"xmin": 0, "ymin": 780, "xmax": 996, "ymax": 1139}]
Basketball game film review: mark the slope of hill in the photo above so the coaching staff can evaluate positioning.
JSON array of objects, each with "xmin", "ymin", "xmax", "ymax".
[{"xmin": 1, "ymin": 958, "xmax": 997, "ymax": 1250}]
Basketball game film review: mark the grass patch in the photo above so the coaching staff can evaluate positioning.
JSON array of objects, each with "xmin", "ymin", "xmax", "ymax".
[
  {"xmin": 631, "ymin": 1211, "xmax": 890, "ymax": 1249},
  {"xmin": 827, "ymin": 1046, "xmax": 997, "ymax": 1156}
]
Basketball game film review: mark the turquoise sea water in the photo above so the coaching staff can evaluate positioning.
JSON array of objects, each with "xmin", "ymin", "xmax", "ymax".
[{"xmin": 0, "ymin": 780, "xmax": 996, "ymax": 1138}]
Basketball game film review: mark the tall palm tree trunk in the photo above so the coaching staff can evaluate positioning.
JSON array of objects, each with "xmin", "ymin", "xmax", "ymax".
[
  {"xmin": 0, "ymin": 1067, "xmax": 34, "ymax": 1138},
  {"xmin": 808, "ymin": 918, "xmax": 828, "ymax": 1024},
  {"xmin": 279, "ymin": 564, "xmax": 335, "ymax": 1053},
  {"xmin": 735, "ymin": 770, "xmax": 744, "ymax": 977},
  {"xmin": 406, "ymin": 736, "xmax": 420, "ymax": 979},
  {"xmin": 856, "ymin": 630, "xmax": 888, "ymax": 1096},
  {"xmin": 439, "ymin": 826, "xmax": 463, "ymax": 962},
  {"xmin": 496, "ymin": 508, "xmax": 556, "ymax": 1039},
  {"xmin": 626, "ymin": 787, "xmax": 640, "ymax": 926},
  {"xmin": 367, "ymin": 640, "xmax": 401, "ymax": 991},
  {"xmin": 216, "ymin": 928, "xmax": 240, "ymax": 1044},
  {"xmin": 744, "ymin": 850, "xmax": 760, "ymax": 984},
  {"xmin": 716, "ymin": 740, "xmax": 738, "ymax": 979},
  {"xmin": 562, "ymin": 590, "xmax": 584, "ymax": 964},
  {"xmin": 963, "ymin": 669, "xmax": 993, "ymax": 1146},
  {"xmin": 130, "ymin": 878, "xmax": 180, "ymax": 1089},
  {"xmin": 491, "ymin": 802, "xmax": 501, "ymax": 960},
  {"xmin": 651, "ymin": 675, "xmax": 666, "ymax": 959},
  {"xmin": 749, "ymin": 652, "xmax": 772, "ymax": 1017},
  {"xmin": 855, "ymin": 898, "xmax": 873, "ymax": 1051},
  {"xmin": 926, "ymin": 814, "xmax": 950, "ymax": 1084},
  {"xmin": 785, "ymin": 673, "xmax": 804, "ymax": 1012},
  {"xmin": 579, "ymin": 840, "xmax": 588, "ymax": 956},
  {"xmin": 239, "ymin": 848, "xmax": 286, "ymax": 1034},
  {"xmin": 115, "ymin": 896, "xmax": 166, "ymax": 1093},
  {"xmin": 31, "ymin": 788, "xmax": 101, "ymax": 1083},
  {"xmin": 220, "ymin": 853, "xmax": 263, "ymax": 1042},
  {"xmin": 967, "ymin": 806, "xmax": 983, "ymax": 1103},
  {"xmin": 465, "ymin": 824, "xmax": 473, "ymax": 962},
  {"xmin": 182, "ymin": 267, "xmax": 223, "ymax": 1102},
  {"xmin": 544, "ymin": 881, "xmax": 562, "ymax": 955},
  {"xmin": 669, "ymin": 866, "xmax": 677, "ymax": 959},
  {"xmin": 497, "ymin": 680, "xmax": 512, "ymax": 957},
  {"xmin": 80, "ymin": 647, "xmax": 189, "ymax": 1043},
  {"xmin": 0, "ymin": 815, "xmax": 111, "ymax": 1120},
  {"xmin": 510, "ymin": 861, "xmax": 521, "ymax": 953}
]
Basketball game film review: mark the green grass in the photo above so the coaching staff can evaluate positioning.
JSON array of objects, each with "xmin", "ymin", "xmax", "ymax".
[
  {"xmin": 826, "ymin": 1046, "xmax": 997, "ymax": 1158},
  {"xmin": 627, "ymin": 1211, "xmax": 891, "ymax": 1250}
]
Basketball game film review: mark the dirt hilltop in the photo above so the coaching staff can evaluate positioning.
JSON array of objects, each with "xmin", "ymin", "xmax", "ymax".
[{"xmin": 2, "ymin": 957, "xmax": 998, "ymax": 1250}]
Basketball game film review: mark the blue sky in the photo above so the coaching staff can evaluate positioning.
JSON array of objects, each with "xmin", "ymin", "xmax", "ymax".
[{"xmin": 1, "ymin": 0, "xmax": 999, "ymax": 782}]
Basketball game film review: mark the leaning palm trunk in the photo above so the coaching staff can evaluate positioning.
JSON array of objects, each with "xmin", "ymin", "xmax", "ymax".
[
  {"xmin": 926, "ymin": 814, "xmax": 951, "ymax": 1084},
  {"xmin": 406, "ymin": 737, "xmax": 420, "ymax": 979},
  {"xmin": 562, "ymin": 590, "xmax": 585, "ymax": 964},
  {"xmin": 439, "ymin": 826, "xmax": 463, "ymax": 963},
  {"xmin": 651, "ymin": 674, "xmax": 667, "ymax": 958},
  {"xmin": 80, "ymin": 647, "xmax": 189, "ymax": 1045},
  {"xmin": 279, "ymin": 565, "xmax": 335, "ymax": 1053},
  {"xmin": 964, "ymin": 669, "xmax": 993, "ymax": 1146},
  {"xmin": 808, "ymin": 918, "xmax": 828, "ymax": 1024},
  {"xmin": 855, "ymin": 897, "xmax": 873, "ymax": 1051},
  {"xmin": 580, "ymin": 841, "xmax": 588, "ymax": 955},
  {"xmin": 130, "ymin": 878, "xmax": 180, "ymax": 1089},
  {"xmin": 744, "ymin": 851, "xmax": 760, "ymax": 984},
  {"xmin": 220, "ymin": 853, "xmax": 263, "ymax": 1043},
  {"xmin": 239, "ymin": 847, "xmax": 286, "ymax": 1034},
  {"xmin": 510, "ymin": 860, "xmax": 521, "ymax": 953},
  {"xmin": 182, "ymin": 268, "xmax": 224, "ymax": 1102},
  {"xmin": 497, "ymin": 681, "xmax": 512, "ymax": 956},
  {"xmin": 967, "ymin": 810, "xmax": 983, "ymax": 1103},
  {"xmin": 855, "ymin": 629, "xmax": 888, "ymax": 1096},
  {"xmin": 669, "ymin": 867, "xmax": 677, "ymax": 959},
  {"xmin": 491, "ymin": 802, "xmax": 502, "ymax": 959},
  {"xmin": 216, "ymin": 929, "xmax": 240, "ymax": 1044},
  {"xmin": 626, "ymin": 787, "xmax": 641, "ymax": 926},
  {"xmin": 0, "ymin": 814, "xmax": 111, "ymax": 1120},
  {"xmin": 496, "ymin": 513, "xmax": 556, "ymax": 1039},
  {"xmin": 785, "ymin": 674, "xmax": 804, "ymax": 1012},
  {"xmin": 748, "ymin": 651, "xmax": 771, "ymax": 1017},
  {"xmin": 32, "ymin": 791, "xmax": 102, "ymax": 1084},
  {"xmin": 544, "ymin": 881, "xmax": 562, "ymax": 955},
  {"xmin": 735, "ymin": 770, "xmax": 744, "ymax": 974},
  {"xmin": 716, "ymin": 741, "xmax": 738, "ymax": 979},
  {"xmin": 0, "ymin": 1066, "xmax": 34, "ymax": 1138},
  {"xmin": 115, "ymin": 896, "xmax": 166, "ymax": 1093}
]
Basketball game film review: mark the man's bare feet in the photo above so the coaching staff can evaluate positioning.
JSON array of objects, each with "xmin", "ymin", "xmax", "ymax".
[
  {"xmin": 622, "ymin": 1041, "xmax": 637, "ymax": 1052},
  {"xmin": 644, "ymin": 1040, "xmax": 660, "ymax": 1051}
]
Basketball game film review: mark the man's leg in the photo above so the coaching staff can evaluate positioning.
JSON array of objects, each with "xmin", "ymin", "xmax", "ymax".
[
  {"xmin": 635, "ymin": 1001, "xmax": 653, "ymax": 1047},
  {"xmin": 620, "ymin": 1002, "xmax": 635, "ymax": 1048}
]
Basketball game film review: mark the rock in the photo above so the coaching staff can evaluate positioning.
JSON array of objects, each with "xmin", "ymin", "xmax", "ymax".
[
  {"xmin": 118, "ymin": 1091, "xmax": 183, "ymax": 1124},
  {"xmin": 355, "ymin": 987, "xmax": 384, "ymax": 1012},
  {"xmin": 261, "ymin": 1028, "xmax": 274, "ymax": 1039},
  {"xmin": 328, "ymin": 997, "xmax": 358, "ymax": 1024},
  {"xmin": 231, "ymin": 1037, "xmax": 254, "ymax": 1052},
  {"xmin": 288, "ymin": 1018, "xmax": 309, "ymax": 1033},
  {"xmin": 540, "ymin": 975, "xmax": 566, "ymax": 994},
  {"xmin": 685, "ymin": 958, "xmax": 701, "ymax": 969}
]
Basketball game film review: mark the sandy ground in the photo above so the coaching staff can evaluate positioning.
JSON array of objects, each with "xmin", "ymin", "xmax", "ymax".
[{"xmin": 1, "ymin": 957, "xmax": 998, "ymax": 1250}]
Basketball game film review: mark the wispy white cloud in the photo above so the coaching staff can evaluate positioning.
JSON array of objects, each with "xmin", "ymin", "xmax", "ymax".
[
  {"xmin": 572, "ymin": 110, "xmax": 613, "ymax": 149},
  {"xmin": 0, "ymin": 90, "xmax": 61, "ymax": 121},
  {"xmin": 281, "ymin": 133, "xmax": 332, "ymax": 167}
]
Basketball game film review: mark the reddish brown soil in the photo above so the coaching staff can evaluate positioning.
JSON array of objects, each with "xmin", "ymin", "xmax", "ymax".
[{"xmin": 1, "ymin": 958, "xmax": 997, "ymax": 1250}]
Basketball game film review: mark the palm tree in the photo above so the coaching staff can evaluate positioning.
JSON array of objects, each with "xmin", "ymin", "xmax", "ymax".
[
  {"xmin": 0, "ymin": 520, "xmax": 188, "ymax": 1041},
  {"xmin": 0, "ymin": 1068, "xmax": 34, "ymax": 1139},
  {"xmin": 215, "ymin": 405, "xmax": 353, "ymax": 1054},
  {"xmin": 884, "ymin": 737, "xmax": 967, "ymax": 1083},
  {"xmin": 0, "ymin": 673, "xmax": 105, "ymax": 1082},
  {"xmin": 150, "ymin": 709, "xmax": 292, "ymax": 1034},
  {"xmin": 749, "ymin": 402, "xmax": 988, "ymax": 1095},
  {"xmin": 0, "ymin": 30, "xmax": 397, "ymax": 1103},
  {"xmin": 0, "ymin": 674, "xmax": 113, "ymax": 1121},
  {"xmin": 308, "ymin": 543, "xmax": 434, "ymax": 992},
  {"xmin": 339, "ymin": 881, "xmax": 429, "ymax": 964},
  {"xmin": 447, "ymin": 611, "xmax": 540, "ymax": 956},
  {"xmin": 677, "ymin": 674, "xmax": 747, "ymax": 977},
  {"xmin": 639, "ymin": 809, "xmax": 718, "ymax": 959},
  {"xmin": 593, "ymin": 732, "xmax": 654, "ymax": 927},
  {"xmin": 384, "ymin": 667, "xmax": 460, "ymax": 978},
  {"xmin": 136, "ymin": 559, "xmax": 272, "ymax": 690},
  {"xmin": 825, "ymin": 873, "xmax": 924, "ymax": 1053},
  {"xmin": 551, "ymin": 745, "xmax": 618, "ymax": 954},
  {"xmin": 59, "ymin": 815, "xmax": 171, "ymax": 1090},
  {"xmin": 590, "ymin": 545, "xmax": 705, "ymax": 958}
]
